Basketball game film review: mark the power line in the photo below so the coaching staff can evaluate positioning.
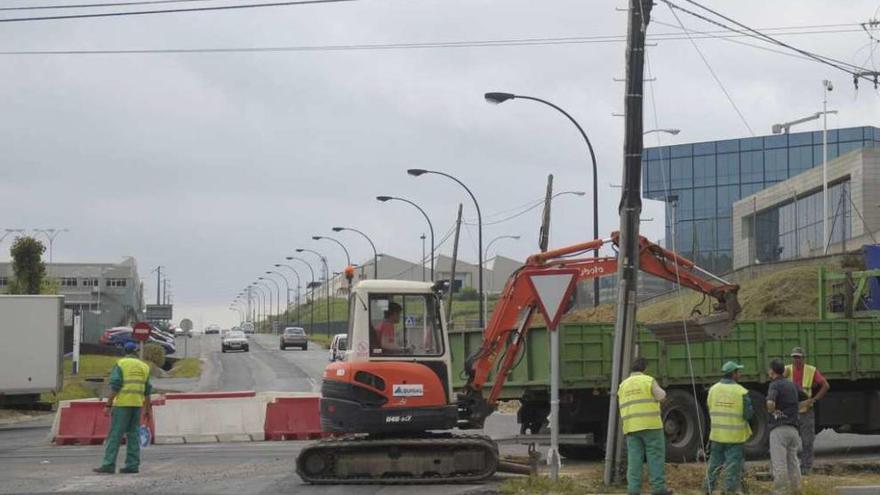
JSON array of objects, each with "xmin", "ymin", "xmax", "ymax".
[
  {"xmin": 0, "ymin": 0, "xmax": 353, "ymax": 23},
  {"xmin": 0, "ymin": 25, "xmax": 865, "ymax": 56},
  {"xmin": 665, "ymin": 2, "xmax": 755, "ymax": 136},
  {"xmin": 0, "ymin": 0, "xmax": 221, "ymax": 11}
]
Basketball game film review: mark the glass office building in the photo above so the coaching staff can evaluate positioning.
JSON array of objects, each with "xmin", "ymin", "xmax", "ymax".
[{"xmin": 643, "ymin": 126, "xmax": 880, "ymax": 273}]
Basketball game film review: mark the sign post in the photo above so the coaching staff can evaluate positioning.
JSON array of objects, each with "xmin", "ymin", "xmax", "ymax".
[
  {"xmin": 525, "ymin": 269, "xmax": 579, "ymax": 481},
  {"xmin": 72, "ymin": 311, "xmax": 82, "ymax": 375},
  {"xmin": 132, "ymin": 321, "xmax": 152, "ymax": 360},
  {"xmin": 180, "ymin": 319, "xmax": 194, "ymax": 358}
]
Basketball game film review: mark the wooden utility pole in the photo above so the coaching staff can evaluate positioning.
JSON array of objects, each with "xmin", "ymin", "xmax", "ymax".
[
  {"xmin": 604, "ymin": 0, "xmax": 653, "ymax": 485},
  {"xmin": 446, "ymin": 204, "xmax": 464, "ymax": 325}
]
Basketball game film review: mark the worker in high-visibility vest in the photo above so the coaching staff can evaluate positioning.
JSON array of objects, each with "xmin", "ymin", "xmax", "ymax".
[
  {"xmin": 784, "ymin": 346, "xmax": 830, "ymax": 475},
  {"xmin": 704, "ymin": 361, "xmax": 753, "ymax": 494},
  {"xmin": 93, "ymin": 341, "xmax": 153, "ymax": 474},
  {"xmin": 618, "ymin": 357, "xmax": 672, "ymax": 495}
]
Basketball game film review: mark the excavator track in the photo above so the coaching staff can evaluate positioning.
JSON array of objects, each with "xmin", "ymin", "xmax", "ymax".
[{"xmin": 296, "ymin": 433, "xmax": 499, "ymax": 484}]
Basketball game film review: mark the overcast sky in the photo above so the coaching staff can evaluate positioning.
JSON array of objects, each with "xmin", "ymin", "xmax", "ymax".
[{"xmin": 1, "ymin": 0, "xmax": 878, "ymax": 328}]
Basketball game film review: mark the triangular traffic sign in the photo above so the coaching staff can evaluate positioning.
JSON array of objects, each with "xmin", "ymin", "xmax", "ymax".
[{"xmin": 526, "ymin": 269, "xmax": 579, "ymax": 330}]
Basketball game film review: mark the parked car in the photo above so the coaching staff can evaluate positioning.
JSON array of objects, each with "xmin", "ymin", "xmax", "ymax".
[
  {"xmin": 279, "ymin": 327, "xmax": 308, "ymax": 350},
  {"xmin": 221, "ymin": 330, "xmax": 249, "ymax": 353},
  {"xmin": 241, "ymin": 322, "xmax": 255, "ymax": 335},
  {"xmin": 205, "ymin": 324, "xmax": 221, "ymax": 335},
  {"xmin": 329, "ymin": 333, "xmax": 347, "ymax": 362},
  {"xmin": 174, "ymin": 327, "xmax": 185, "ymax": 336},
  {"xmin": 100, "ymin": 327, "xmax": 132, "ymax": 345}
]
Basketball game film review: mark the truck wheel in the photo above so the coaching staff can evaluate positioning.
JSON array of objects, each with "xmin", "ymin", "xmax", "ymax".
[
  {"xmin": 662, "ymin": 389, "xmax": 707, "ymax": 462},
  {"xmin": 743, "ymin": 390, "xmax": 770, "ymax": 458}
]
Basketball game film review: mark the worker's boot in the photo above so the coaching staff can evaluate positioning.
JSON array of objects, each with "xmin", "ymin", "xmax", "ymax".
[
  {"xmin": 119, "ymin": 467, "xmax": 139, "ymax": 474},
  {"xmin": 92, "ymin": 466, "xmax": 115, "ymax": 474}
]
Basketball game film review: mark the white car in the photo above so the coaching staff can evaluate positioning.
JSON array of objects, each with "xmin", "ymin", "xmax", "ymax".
[
  {"xmin": 329, "ymin": 333, "xmax": 348, "ymax": 362},
  {"xmin": 221, "ymin": 330, "xmax": 249, "ymax": 353}
]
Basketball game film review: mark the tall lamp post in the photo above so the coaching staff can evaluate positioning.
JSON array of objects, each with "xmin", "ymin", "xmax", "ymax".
[
  {"xmin": 33, "ymin": 228, "xmax": 69, "ymax": 264},
  {"xmin": 297, "ymin": 248, "xmax": 331, "ymax": 336},
  {"xmin": 273, "ymin": 265, "xmax": 302, "ymax": 324},
  {"xmin": 377, "ymin": 196, "xmax": 435, "ymax": 281},
  {"xmin": 261, "ymin": 275, "xmax": 284, "ymax": 331},
  {"xmin": 250, "ymin": 284, "xmax": 265, "ymax": 329},
  {"xmin": 258, "ymin": 279, "xmax": 279, "ymax": 332},
  {"xmin": 485, "ymin": 91, "xmax": 600, "ymax": 307},
  {"xmin": 406, "ymin": 169, "xmax": 483, "ymax": 327},
  {"xmin": 332, "ymin": 227, "xmax": 379, "ymax": 279},
  {"xmin": 286, "ymin": 256, "xmax": 317, "ymax": 332}
]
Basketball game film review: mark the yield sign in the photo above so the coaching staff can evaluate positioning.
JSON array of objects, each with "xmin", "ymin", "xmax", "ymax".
[{"xmin": 526, "ymin": 269, "xmax": 579, "ymax": 331}]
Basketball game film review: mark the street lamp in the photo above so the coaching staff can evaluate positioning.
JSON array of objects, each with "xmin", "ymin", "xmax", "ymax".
[
  {"xmin": 258, "ymin": 278, "xmax": 279, "ymax": 331},
  {"xmin": 485, "ymin": 92, "xmax": 600, "ymax": 307},
  {"xmin": 312, "ymin": 235, "xmax": 352, "ymax": 267},
  {"xmin": 332, "ymin": 227, "xmax": 379, "ymax": 279},
  {"xmin": 484, "ymin": 235, "xmax": 521, "ymax": 262},
  {"xmin": 250, "ymin": 284, "xmax": 265, "ymax": 328},
  {"xmin": 286, "ymin": 256, "xmax": 317, "ymax": 332},
  {"xmin": 0, "ymin": 229, "xmax": 26, "ymax": 244},
  {"xmin": 643, "ymin": 128, "xmax": 680, "ymax": 136},
  {"xmin": 772, "ymin": 81, "xmax": 837, "ymax": 254},
  {"xmin": 265, "ymin": 271, "xmax": 290, "ymax": 326},
  {"xmin": 273, "ymin": 265, "xmax": 302, "ymax": 324},
  {"xmin": 33, "ymin": 228, "xmax": 69, "ymax": 264},
  {"xmin": 376, "ymin": 195, "xmax": 435, "ymax": 281},
  {"xmin": 297, "ymin": 248, "xmax": 332, "ymax": 336}
]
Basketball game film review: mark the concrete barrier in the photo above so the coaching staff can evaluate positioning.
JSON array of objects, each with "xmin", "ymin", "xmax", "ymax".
[
  {"xmin": 153, "ymin": 395, "xmax": 268, "ymax": 444},
  {"xmin": 264, "ymin": 394, "xmax": 326, "ymax": 440}
]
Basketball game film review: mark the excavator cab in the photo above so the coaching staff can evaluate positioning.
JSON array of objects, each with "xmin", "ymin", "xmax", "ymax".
[{"xmin": 319, "ymin": 280, "xmax": 458, "ymax": 434}]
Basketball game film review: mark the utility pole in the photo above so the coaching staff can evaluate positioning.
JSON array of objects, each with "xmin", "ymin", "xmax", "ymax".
[
  {"xmin": 153, "ymin": 266, "xmax": 163, "ymax": 305},
  {"xmin": 604, "ymin": 0, "xmax": 653, "ymax": 486},
  {"xmin": 421, "ymin": 233, "xmax": 427, "ymax": 282},
  {"xmin": 446, "ymin": 204, "xmax": 463, "ymax": 326}
]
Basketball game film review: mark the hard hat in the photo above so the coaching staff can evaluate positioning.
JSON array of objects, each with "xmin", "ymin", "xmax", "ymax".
[
  {"xmin": 124, "ymin": 341, "xmax": 139, "ymax": 353},
  {"xmin": 790, "ymin": 346, "xmax": 805, "ymax": 357},
  {"xmin": 721, "ymin": 361, "xmax": 744, "ymax": 373}
]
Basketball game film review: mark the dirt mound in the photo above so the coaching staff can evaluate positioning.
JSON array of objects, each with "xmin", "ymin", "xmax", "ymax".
[{"xmin": 564, "ymin": 264, "xmax": 822, "ymax": 324}]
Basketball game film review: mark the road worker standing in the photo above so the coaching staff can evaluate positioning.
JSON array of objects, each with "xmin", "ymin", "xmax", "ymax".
[
  {"xmin": 784, "ymin": 346, "xmax": 829, "ymax": 475},
  {"xmin": 704, "ymin": 361, "xmax": 753, "ymax": 494}
]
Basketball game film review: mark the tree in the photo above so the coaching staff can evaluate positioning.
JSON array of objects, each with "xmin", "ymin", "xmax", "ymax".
[{"xmin": 8, "ymin": 236, "xmax": 47, "ymax": 295}]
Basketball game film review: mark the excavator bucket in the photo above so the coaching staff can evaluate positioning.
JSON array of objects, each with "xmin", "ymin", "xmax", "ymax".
[{"xmin": 646, "ymin": 292, "xmax": 741, "ymax": 344}]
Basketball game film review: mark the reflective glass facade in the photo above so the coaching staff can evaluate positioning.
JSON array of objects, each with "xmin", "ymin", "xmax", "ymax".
[{"xmin": 643, "ymin": 126, "xmax": 880, "ymax": 273}]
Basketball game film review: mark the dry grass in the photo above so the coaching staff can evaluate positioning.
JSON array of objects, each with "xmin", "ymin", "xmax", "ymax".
[{"xmin": 565, "ymin": 264, "xmax": 822, "ymax": 325}]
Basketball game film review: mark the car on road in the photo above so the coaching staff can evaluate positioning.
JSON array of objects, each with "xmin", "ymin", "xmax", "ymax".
[
  {"xmin": 279, "ymin": 327, "xmax": 308, "ymax": 350},
  {"xmin": 241, "ymin": 322, "xmax": 255, "ymax": 335},
  {"xmin": 221, "ymin": 330, "xmax": 249, "ymax": 353},
  {"xmin": 329, "ymin": 333, "xmax": 347, "ymax": 362},
  {"xmin": 174, "ymin": 327, "xmax": 185, "ymax": 336},
  {"xmin": 205, "ymin": 324, "xmax": 221, "ymax": 335}
]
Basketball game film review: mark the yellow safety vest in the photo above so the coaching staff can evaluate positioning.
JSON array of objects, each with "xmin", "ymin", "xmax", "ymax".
[
  {"xmin": 618, "ymin": 373, "xmax": 662, "ymax": 434},
  {"xmin": 115, "ymin": 357, "xmax": 150, "ymax": 407},
  {"xmin": 707, "ymin": 381, "xmax": 752, "ymax": 444},
  {"xmin": 785, "ymin": 364, "xmax": 816, "ymax": 398}
]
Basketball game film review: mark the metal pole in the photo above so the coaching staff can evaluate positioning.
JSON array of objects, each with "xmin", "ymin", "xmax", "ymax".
[
  {"xmin": 549, "ymin": 321, "xmax": 560, "ymax": 480},
  {"xmin": 378, "ymin": 197, "xmax": 434, "ymax": 280},
  {"xmin": 72, "ymin": 310, "xmax": 82, "ymax": 375},
  {"xmin": 823, "ymin": 83, "xmax": 829, "ymax": 254},
  {"xmin": 334, "ymin": 227, "xmax": 379, "ymax": 279},
  {"xmin": 421, "ymin": 233, "xmax": 426, "ymax": 282},
  {"xmin": 155, "ymin": 266, "xmax": 161, "ymax": 305},
  {"xmin": 604, "ymin": 0, "xmax": 652, "ymax": 485}
]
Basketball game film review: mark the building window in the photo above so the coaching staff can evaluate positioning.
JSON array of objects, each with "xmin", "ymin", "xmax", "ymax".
[
  {"xmin": 670, "ymin": 157, "xmax": 693, "ymax": 189},
  {"xmin": 60, "ymin": 277, "xmax": 78, "ymax": 287},
  {"xmin": 765, "ymin": 148, "xmax": 788, "ymax": 182},
  {"xmin": 106, "ymin": 278, "xmax": 127, "ymax": 288},
  {"xmin": 740, "ymin": 150, "xmax": 764, "ymax": 184},
  {"xmin": 717, "ymin": 153, "xmax": 740, "ymax": 185},
  {"xmin": 82, "ymin": 278, "xmax": 99, "ymax": 287},
  {"xmin": 0, "ymin": 277, "xmax": 7, "ymax": 287},
  {"xmin": 788, "ymin": 146, "xmax": 813, "ymax": 176},
  {"xmin": 693, "ymin": 187, "xmax": 717, "ymax": 219},
  {"xmin": 646, "ymin": 159, "xmax": 669, "ymax": 193},
  {"xmin": 694, "ymin": 155, "xmax": 716, "ymax": 187},
  {"xmin": 717, "ymin": 185, "xmax": 740, "ymax": 217}
]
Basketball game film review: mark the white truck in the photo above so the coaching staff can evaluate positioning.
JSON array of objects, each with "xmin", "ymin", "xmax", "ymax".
[{"xmin": 0, "ymin": 295, "xmax": 64, "ymax": 407}]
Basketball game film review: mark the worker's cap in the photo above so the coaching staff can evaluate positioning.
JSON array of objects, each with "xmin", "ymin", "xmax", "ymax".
[
  {"xmin": 721, "ymin": 361, "xmax": 745, "ymax": 373},
  {"xmin": 790, "ymin": 346, "xmax": 805, "ymax": 357},
  {"xmin": 124, "ymin": 341, "xmax": 139, "ymax": 353}
]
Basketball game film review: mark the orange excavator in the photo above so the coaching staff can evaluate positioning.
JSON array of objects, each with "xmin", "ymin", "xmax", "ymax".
[{"xmin": 296, "ymin": 232, "xmax": 740, "ymax": 484}]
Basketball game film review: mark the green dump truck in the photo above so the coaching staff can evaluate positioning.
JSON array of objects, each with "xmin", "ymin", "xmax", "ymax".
[{"xmin": 450, "ymin": 319, "xmax": 880, "ymax": 461}]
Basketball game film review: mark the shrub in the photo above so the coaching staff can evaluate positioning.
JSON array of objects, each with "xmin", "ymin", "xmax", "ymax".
[
  {"xmin": 142, "ymin": 343, "xmax": 166, "ymax": 369},
  {"xmin": 455, "ymin": 287, "xmax": 481, "ymax": 301}
]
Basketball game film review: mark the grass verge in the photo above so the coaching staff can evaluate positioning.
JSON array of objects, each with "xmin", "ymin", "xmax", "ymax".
[{"xmin": 167, "ymin": 358, "xmax": 202, "ymax": 378}]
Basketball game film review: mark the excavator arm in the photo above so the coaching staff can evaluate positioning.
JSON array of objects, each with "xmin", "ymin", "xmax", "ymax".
[{"xmin": 456, "ymin": 233, "xmax": 739, "ymax": 429}]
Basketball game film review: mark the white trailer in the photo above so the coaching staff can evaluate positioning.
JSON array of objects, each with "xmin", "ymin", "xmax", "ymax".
[{"xmin": 0, "ymin": 295, "xmax": 64, "ymax": 406}]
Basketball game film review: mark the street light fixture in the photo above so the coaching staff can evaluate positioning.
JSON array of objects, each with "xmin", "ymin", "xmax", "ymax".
[
  {"xmin": 286, "ymin": 256, "xmax": 317, "ymax": 332},
  {"xmin": 265, "ymin": 271, "xmax": 291, "ymax": 326},
  {"xmin": 484, "ymin": 91, "xmax": 600, "ymax": 307},
  {"xmin": 259, "ymin": 277, "xmax": 281, "ymax": 333},
  {"xmin": 297, "ymin": 248, "xmax": 332, "ymax": 336},
  {"xmin": 376, "ymin": 195, "xmax": 435, "ymax": 281},
  {"xmin": 312, "ymin": 235, "xmax": 352, "ymax": 267},
  {"xmin": 273, "ymin": 265, "xmax": 302, "ymax": 324},
  {"xmin": 644, "ymin": 128, "xmax": 680, "ymax": 136},
  {"xmin": 33, "ymin": 228, "xmax": 69, "ymax": 264},
  {"xmin": 332, "ymin": 227, "xmax": 379, "ymax": 279}
]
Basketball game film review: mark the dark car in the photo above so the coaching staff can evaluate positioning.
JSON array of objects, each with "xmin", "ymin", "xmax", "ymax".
[{"xmin": 280, "ymin": 327, "xmax": 308, "ymax": 350}]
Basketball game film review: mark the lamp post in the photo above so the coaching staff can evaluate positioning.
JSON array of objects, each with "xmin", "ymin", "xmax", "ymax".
[
  {"xmin": 485, "ymin": 91, "xmax": 600, "ymax": 307},
  {"xmin": 265, "ymin": 272, "xmax": 289, "ymax": 327},
  {"xmin": 0, "ymin": 229, "xmax": 26, "ymax": 244},
  {"xmin": 286, "ymin": 256, "xmax": 316, "ymax": 332},
  {"xmin": 250, "ymin": 285, "xmax": 264, "ymax": 328},
  {"xmin": 33, "ymin": 228, "xmax": 69, "ymax": 264},
  {"xmin": 274, "ymin": 264, "xmax": 302, "ymax": 324},
  {"xmin": 420, "ymin": 233, "xmax": 427, "ymax": 281},
  {"xmin": 297, "ymin": 248, "xmax": 331, "ymax": 336},
  {"xmin": 258, "ymin": 279, "xmax": 279, "ymax": 333},
  {"xmin": 377, "ymin": 195, "xmax": 435, "ymax": 281},
  {"xmin": 333, "ymin": 227, "xmax": 379, "ymax": 279}
]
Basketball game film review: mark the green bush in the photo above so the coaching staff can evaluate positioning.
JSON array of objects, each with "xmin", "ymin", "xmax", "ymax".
[
  {"xmin": 455, "ymin": 287, "xmax": 481, "ymax": 301},
  {"xmin": 142, "ymin": 343, "xmax": 166, "ymax": 369}
]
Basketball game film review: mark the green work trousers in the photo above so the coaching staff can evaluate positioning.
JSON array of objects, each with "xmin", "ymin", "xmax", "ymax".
[
  {"xmin": 100, "ymin": 406, "xmax": 142, "ymax": 471},
  {"xmin": 704, "ymin": 441, "xmax": 744, "ymax": 494},
  {"xmin": 625, "ymin": 428, "xmax": 667, "ymax": 494}
]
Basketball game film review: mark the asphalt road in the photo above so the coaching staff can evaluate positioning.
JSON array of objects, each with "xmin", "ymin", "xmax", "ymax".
[{"xmin": 2, "ymin": 334, "xmax": 880, "ymax": 493}]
